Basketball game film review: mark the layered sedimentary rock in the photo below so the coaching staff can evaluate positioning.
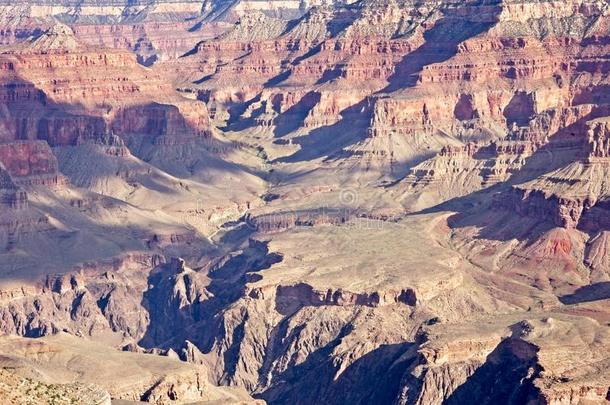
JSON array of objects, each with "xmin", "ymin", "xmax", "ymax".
[
  {"xmin": 501, "ymin": 117, "xmax": 610, "ymax": 230},
  {"xmin": 0, "ymin": 141, "xmax": 64, "ymax": 186},
  {"xmin": 393, "ymin": 315, "xmax": 610, "ymax": 405},
  {"xmin": 0, "ymin": 1, "xmax": 610, "ymax": 405},
  {"xmin": 1, "ymin": 24, "xmax": 213, "ymax": 141},
  {"xmin": 0, "ymin": 2, "xmax": 204, "ymax": 63},
  {"xmin": 0, "ymin": 1, "xmax": 340, "ymax": 64},
  {"xmin": 0, "ymin": 163, "xmax": 27, "ymax": 210},
  {"xmin": 176, "ymin": 0, "xmax": 607, "ymax": 185},
  {"xmin": 0, "ymin": 23, "xmax": 264, "ymax": 268},
  {"xmin": 158, "ymin": 1, "xmax": 610, "ymax": 402},
  {"xmin": 0, "ymin": 333, "xmax": 261, "ymax": 404}
]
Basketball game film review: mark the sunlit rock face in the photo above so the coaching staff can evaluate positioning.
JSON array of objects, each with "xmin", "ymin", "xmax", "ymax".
[
  {"xmin": 0, "ymin": 1, "xmax": 610, "ymax": 405},
  {"xmin": 0, "ymin": 0, "xmax": 341, "ymax": 64}
]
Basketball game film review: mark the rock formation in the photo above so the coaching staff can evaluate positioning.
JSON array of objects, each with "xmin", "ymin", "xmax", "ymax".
[
  {"xmin": 0, "ymin": 332, "xmax": 261, "ymax": 404},
  {"xmin": 0, "ymin": 1, "xmax": 609, "ymax": 404}
]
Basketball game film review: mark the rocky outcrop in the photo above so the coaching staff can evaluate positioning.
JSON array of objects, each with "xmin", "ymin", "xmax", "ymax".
[
  {"xmin": 27, "ymin": 23, "xmax": 82, "ymax": 52},
  {"xmin": 0, "ymin": 28, "xmax": 214, "ymax": 149},
  {"xmin": 497, "ymin": 117, "xmax": 610, "ymax": 230},
  {"xmin": 391, "ymin": 315, "xmax": 610, "ymax": 405},
  {"xmin": 0, "ymin": 145, "xmax": 53, "ymax": 243},
  {"xmin": 0, "ymin": 1, "xmax": 208, "ymax": 61},
  {"xmin": 587, "ymin": 117, "xmax": 610, "ymax": 159},
  {"xmin": 1, "ymin": 1, "xmax": 610, "ymax": 405},
  {"xmin": 501, "ymin": 187, "xmax": 592, "ymax": 229},
  {"xmin": 0, "ymin": 141, "xmax": 65, "ymax": 187},
  {"xmin": 0, "ymin": 333, "xmax": 262, "ymax": 404},
  {"xmin": 0, "ymin": 163, "xmax": 27, "ymax": 210},
  {"xmin": 247, "ymin": 208, "xmax": 353, "ymax": 233},
  {"xmin": 0, "ymin": 253, "xmax": 162, "ymax": 338}
]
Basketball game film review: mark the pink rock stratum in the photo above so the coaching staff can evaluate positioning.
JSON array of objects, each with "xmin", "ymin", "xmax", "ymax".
[{"xmin": 0, "ymin": 1, "xmax": 609, "ymax": 404}]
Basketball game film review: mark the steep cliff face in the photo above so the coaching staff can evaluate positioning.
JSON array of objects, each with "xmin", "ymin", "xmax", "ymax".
[
  {"xmin": 393, "ymin": 315, "xmax": 610, "ymax": 405},
  {"xmin": 175, "ymin": 0, "xmax": 610, "ymax": 186},
  {"xmin": 0, "ymin": 24, "xmax": 214, "ymax": 149},
  {"xmin": 0, "ymin": 23, "xmax": 266, "ymax": 271},
  {"xmin": 167, "ymin": 2, "xmax": 610, "ymax": 401},
  {"xmin": 0, "ymin": 163, "xmax": 27, "ymax": 210},
  {"xmin": 501, "ymin": 117, "xmax": 610, "ymax": 231},
  {"xmin": 0, "ymin": 0, "xmax": 340, "ymax": 64},
  {"xmin": 0, "ymin": 141, "xmax": 64, "ymax": 186},
  {"xmin": 0, "ymin": 9, "xmax": 266, "ymax": 295},
  {"xmin": 0, "ymin": 1, "xmax": 209, "ymax": 62},
  {"xmin": 1, "ymin": 1, "xmax": 610, "ymax": 404}
]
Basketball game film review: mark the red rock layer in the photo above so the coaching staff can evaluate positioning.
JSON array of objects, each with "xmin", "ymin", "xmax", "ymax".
[
  {"xmin": 0, "ymin": 141, "xmax": 64, "ymax": 187},
  {"xmin": 0, "ymin": 26, "xmax": 213, "ymax": 149}
]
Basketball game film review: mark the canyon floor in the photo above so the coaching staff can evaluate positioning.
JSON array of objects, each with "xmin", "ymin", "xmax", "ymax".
[{"xmin": 0, "ymin": 0, "xmax": 610, "ymax": 404}]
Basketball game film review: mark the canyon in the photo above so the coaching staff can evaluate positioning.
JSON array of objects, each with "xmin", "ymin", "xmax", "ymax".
[{"xmin": 0, "ymin": 0, "xmax": 610, "ymax": 404}]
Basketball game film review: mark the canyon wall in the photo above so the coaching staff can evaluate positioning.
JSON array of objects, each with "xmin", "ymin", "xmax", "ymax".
[{"xmin": 0, "ymin": 1, "xmax": 609, "ymax": 405}]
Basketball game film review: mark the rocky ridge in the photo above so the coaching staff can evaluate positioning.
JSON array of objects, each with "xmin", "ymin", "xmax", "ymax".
[
  {"xmin": 0, "ymin": 1, "xmax": 610, "ymax": 405},
  {"xmin": 0, "ymin": 332, "xmax": 261, "ymax": 404}
]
